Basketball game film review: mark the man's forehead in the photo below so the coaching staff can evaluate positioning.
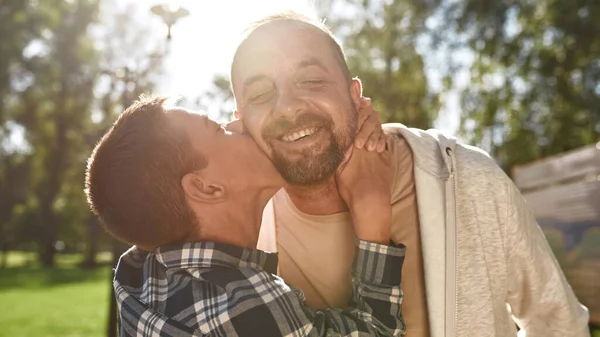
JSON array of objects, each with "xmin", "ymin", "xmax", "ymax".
[{"xmin": 233, "ymin": 21, "xmax": 336, "ymax": 80}]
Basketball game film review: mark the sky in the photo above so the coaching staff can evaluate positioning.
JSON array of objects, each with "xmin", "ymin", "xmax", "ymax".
[
  {"xmin": 3, "ymin": 0, "xmax": 465, "ymax": 153},
  {"xmin": 128, "ymin": 0, "xmax": 463, "ymax": 135}
]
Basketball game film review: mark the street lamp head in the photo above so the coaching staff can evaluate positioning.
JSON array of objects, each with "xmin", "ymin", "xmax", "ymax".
[{"xmin": 151, "ymin": 3, "xmax": 190, "ymax": 40}]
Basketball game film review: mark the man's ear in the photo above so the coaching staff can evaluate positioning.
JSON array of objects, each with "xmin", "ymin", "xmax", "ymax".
[
  {"xmin": 181, "ymin": 172, "xmax": 226, "ymax": 204},
  {"xmin": 234, "ymin": 111, "xmax": 240, "ymax": 120},
  {"xmin": 350, "ymin": 77, "xmax": 363, "ymax": 108}
]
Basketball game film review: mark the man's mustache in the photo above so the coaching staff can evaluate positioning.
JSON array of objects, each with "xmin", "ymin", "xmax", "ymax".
[{"xmin": 262, "ymin": 112, "xmax": 333, "ymax": 140}]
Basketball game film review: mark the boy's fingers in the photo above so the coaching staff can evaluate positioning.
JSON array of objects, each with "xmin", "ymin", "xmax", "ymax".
[
  {"xmin": 366, "ymin": 131, "xmax": 380, "ymax": 151},
  {"xmin": 359, "ymin": 96, "xmax": 372, "ymax": 108},
  {"xmin": 376, "ymin": 133, "xmax": 387, "ymax": 152},
  {"xmin": 354, "ymin": 118, "xmax": 377, "ymax": 148}
]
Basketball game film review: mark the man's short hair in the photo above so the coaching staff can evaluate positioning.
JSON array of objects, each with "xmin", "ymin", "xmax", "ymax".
[
  {"xmin": 231, "ymin": 11, "xmax": 352, "ymax": 85},
  {"xmin": 85, "ymin": 95, "xmax": 207, "ymax": 250}
]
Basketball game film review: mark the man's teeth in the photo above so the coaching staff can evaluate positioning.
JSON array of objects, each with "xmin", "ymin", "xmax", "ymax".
[{"xmin": 282, "ymin": 127, "xmax": 317, "ymax": 142}]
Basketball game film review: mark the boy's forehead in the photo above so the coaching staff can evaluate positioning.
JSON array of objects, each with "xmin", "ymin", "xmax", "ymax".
[
  {"xmin": 164, "ymin": 108, "xmax": 211, "ymax": 128},
  {"xmin": 163, "ymin": 105, "xmax": 197, "ymax": 115},
  {"xmin": 163, "ymin": 106, "xmax": 207, "ymax": 118}
]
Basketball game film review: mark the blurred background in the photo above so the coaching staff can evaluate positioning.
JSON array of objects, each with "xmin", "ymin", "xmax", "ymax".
[{"xmin": 0, "ymin": 0, "xmax": 598, "ymax": 336}]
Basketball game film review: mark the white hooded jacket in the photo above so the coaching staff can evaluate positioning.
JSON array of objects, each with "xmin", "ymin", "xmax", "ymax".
[{"xmin": 259, "ymin": 124, "xmax": 590, "ymax": 337}]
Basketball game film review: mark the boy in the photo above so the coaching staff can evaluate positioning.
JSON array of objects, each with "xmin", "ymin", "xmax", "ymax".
[{"xmin": 85, "ymin": 95, "xmax": 405, "ymax": 336}]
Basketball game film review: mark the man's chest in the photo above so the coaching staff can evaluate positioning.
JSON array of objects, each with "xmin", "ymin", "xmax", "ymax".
[
  {"xmin": 272, "ymin": 195, "xmax": 425, "ymax": 307},
  {"xmin": 275, "ymin": 212, "xmax": 356, "ymax": 308}
]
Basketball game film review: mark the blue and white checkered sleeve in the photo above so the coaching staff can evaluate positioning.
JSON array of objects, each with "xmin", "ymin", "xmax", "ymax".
[
  {"xmin": 209, "ymin": 265, "xmax": 407, "ymax": 337},
  {"xmin": 350, "ymin": 239, "xmax": 406, "ymax": 336}
]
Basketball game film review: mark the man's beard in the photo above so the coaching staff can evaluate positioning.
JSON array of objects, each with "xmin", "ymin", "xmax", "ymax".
[{"xmin": 262, "ymin": 104, "xmax": 357, "ymax": 186}]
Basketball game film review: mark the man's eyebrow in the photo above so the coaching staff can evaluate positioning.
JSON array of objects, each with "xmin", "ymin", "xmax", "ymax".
[
  {"xmin": 243, "ymin": 74, "xmax": 268, "ymax": 88},
  {"xmin": 241, "ymin": 59, "xmax": 329, "ymax": 91},
  {"xmin": 296, "ymin": 58, "xmax": 329, "ymax": 73}
]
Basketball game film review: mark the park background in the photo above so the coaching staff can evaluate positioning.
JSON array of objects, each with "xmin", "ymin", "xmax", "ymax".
[{"xmin": 0, "ymin": 0, "xmax": 599, "ymax": 336}]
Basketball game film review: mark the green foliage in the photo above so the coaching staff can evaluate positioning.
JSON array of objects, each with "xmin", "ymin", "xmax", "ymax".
[
  {"xmin": 0, "ymin": 0, "xmax": 164, "ymax": 266},
  {"xmin": 196, "ymin": 74, "xmax": 235, "ymax": 121},
  {"xmin": 317, "ymin": 0, "xmax": 441, "ymax": 128},
  {"xmin": 200, "ymin": 0, "xmax": 440, "ymax": 128},
  {"xmin": 439, "ymin": 0, "xmax": 600, "ymax": 170},
  {"xmin": 581, "ymin": 229, "xmax": 600, "ymax": 258}
]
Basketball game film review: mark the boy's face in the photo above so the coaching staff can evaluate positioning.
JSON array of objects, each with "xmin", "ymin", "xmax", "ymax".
[{"xmin": 166, "ymin": 108, "xmax": 283, "ymax": 194}]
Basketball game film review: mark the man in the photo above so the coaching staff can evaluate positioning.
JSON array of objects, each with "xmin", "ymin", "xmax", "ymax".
[
  {"xmin": 229, "ymin": 12, "xmax": 591, "ymax": 337},
  {"xmin": 85, "ymin": 95, "xmax": 406, "ymax": 336}
]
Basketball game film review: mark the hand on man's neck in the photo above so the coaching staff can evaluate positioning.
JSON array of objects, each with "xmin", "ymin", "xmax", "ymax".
[{"xmin": 285, "ymin": 177, "xmax": 349, "ymax": 216}]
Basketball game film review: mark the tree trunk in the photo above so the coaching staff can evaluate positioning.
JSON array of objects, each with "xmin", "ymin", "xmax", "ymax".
[
  {"xmin": 38, "ymin": 79, "xmax": 69, "ymax": 268},
  {"xmin": 107, "ymin": 239, "xmax": 129, "ymax": 337},
  {"xmin": 40, "ymin": 236, "xmax": 56, "ymax": 267},
  {"xmin": 37, "ymin": 200, "xmax": 58, "ymax": 267},
  {"xmin": 82, "ymin": 216, "xmax": 99, "ymax": 268},
  {"xmin": 0, "ymin": 242, "xmax": 8, "ymax": 269}
]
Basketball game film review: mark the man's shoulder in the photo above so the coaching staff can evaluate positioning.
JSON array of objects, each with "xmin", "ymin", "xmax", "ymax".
[
  {"xmin": 383, "ymin": 123, "xmax": 508, "ymax": 187},
  {"xmin": 384, "ymin": 123, "xmax": 491, "ymax": 161}
]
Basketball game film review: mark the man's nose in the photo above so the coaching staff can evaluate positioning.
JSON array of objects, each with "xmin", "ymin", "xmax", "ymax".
[{"xmin": 273, "ymin": 88, "xmax": 306, "ymax": 120}]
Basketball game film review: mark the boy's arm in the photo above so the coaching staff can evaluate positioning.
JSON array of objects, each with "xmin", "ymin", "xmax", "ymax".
[
  {"xmin": 348, "ymin": 239, "xmax": 406, "ymax": 335},
  {"xmin": 212, "ymin": 240, "xmax": 405, "ymax": 337}
]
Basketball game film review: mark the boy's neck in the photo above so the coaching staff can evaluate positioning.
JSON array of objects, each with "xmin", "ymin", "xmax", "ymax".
[{"xmin": 196, "ymin": 189, "xmax": 274, "ymax": 250}]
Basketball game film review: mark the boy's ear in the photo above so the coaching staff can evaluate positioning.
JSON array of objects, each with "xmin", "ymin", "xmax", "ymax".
[
  {"xmin": 181, "ymin": 172, "xmax": 226, "ymax": 204},
  {"xmin": 234, "ymin": 111, "xmax": 240, "ymax": 120}
]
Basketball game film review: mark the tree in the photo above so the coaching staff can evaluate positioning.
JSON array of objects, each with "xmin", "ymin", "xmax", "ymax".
[
  {"xmin": 81, "ymin": 0, "xmax": 165, "ymax": 268},
  {"xmin": 14, "ymin": 0, "xmax": 101, "ymax": 267},
  {"xmin": 193, "ymin": 74, "xmax": 235, "ymax": 122},
  {"xmin": 0, "ymin": 0, "xmax": 165, "ymax": 267},
  {"xmin": 317, "ymin": 0, "xmax": 441, "ymax": 129},
  {"xmin": 199, "ymin": 1, "xmax": 440, "ymax": 129},
  {"xmin": 0, "ymin": 0, "xmax": 35, "ymax": 267},
  {"xmin": 439, "ymin": 0, "xmax": 600, "ymax": 170}
]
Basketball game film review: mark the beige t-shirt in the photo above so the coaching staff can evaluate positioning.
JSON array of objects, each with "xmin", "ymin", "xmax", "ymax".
[{"xmin": 260, "ymin": 136, "xmax": 430, "ymax": 337}]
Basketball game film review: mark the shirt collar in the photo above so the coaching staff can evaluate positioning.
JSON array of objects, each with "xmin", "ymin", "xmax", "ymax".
[{"xmin": 153, "ymin": 242, "xmax": 278, "ymax": 274}]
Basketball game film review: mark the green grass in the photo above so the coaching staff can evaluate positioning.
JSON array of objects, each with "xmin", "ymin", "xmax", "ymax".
[
  {"xmin": 0, "ymin": 251, "xmax": 113, "ymax": 337},
  {"xmin": 1, "ymin": 252, "xmax": 598, "ymax": 336}
]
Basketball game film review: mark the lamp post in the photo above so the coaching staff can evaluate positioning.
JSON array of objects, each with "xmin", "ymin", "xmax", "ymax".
[
  {"xmin": 151, "ymin": 3, "xmax": 190, "ymax": 41},
  {"xmin": 105, "ymin": 5, "xmax": 189, "ymax": 337}
]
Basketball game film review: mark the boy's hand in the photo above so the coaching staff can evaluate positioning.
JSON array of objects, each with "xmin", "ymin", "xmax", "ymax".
[
  {"xmin": 354, "ymin": 97, "xmax": 387, "ymax": 153},
  {"xmin": 335, "ymin": 145, "xmax": 393, "ymax": 244}
]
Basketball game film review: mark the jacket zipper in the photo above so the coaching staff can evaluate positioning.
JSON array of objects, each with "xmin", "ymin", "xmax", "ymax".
[{"xmin": 444, "ymin": 147, "xmax": 457, "ymax": 337}]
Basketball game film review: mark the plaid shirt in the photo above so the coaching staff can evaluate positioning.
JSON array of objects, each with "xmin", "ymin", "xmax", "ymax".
[{"xmin": 114, "ymin": 240, "xmax": 406, "ymax": 337}]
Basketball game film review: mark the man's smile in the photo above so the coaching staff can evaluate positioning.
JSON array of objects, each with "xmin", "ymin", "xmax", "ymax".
[
  {"xmin": 280, "ymin": 126, "xmax": 319, "ymax": 142},
  {"xmin": 270, "ymin": 127, "xmax": 330, "ymax": 152}
]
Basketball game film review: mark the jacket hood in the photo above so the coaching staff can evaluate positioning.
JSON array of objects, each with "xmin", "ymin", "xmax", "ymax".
[{"xmin": 383, "ymin": 123, "xmax": 457, "ymax": 181}]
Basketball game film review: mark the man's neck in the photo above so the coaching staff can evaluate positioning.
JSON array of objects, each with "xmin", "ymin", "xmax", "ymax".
[{"xmin": 285, "ymin": 177, "xmax": 348, "ymax": 215}]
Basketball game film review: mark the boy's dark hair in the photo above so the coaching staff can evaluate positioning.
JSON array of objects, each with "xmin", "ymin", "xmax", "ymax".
[{"xmin": 85, "ymin": 95, "xmax": 207, "ymax": 250}]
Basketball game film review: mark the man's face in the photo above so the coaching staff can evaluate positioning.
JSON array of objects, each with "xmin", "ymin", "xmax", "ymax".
[
  {"xmin": 166, "ymin": 109, "xmax": 282, "ymax": 192},
  {"xmin": 231, "ymin": 21, "xmax": 361, "ymax": 186}
]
